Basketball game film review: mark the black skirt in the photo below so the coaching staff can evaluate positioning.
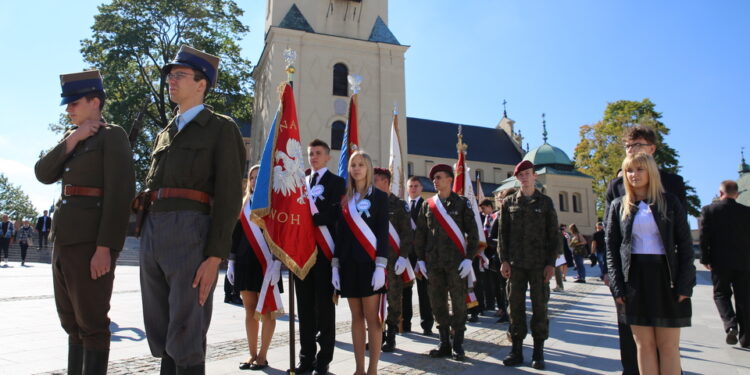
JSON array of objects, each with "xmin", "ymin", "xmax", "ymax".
[
  {"xmin": 621, "ymin": 254, "xmax": 691, "ymax": 328},
  {"xmin": 234, "ymin": 247, "xmax": 284, "ymax": 294},
  {"xmin": 340, "ymin": 260, "xmax": 386, "ymax": 298}
]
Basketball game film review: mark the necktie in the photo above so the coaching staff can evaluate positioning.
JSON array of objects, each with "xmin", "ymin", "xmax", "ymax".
[
  {"xmin": 311, "ymin": 172, "xmax": 319, "ymax": 186},
  {"xmin": 410, "ymin": 199, "xmax": 416, "ymax": 211}
]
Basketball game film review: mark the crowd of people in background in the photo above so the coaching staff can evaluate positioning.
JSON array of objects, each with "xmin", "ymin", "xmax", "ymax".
[{"xmin": 0, "ymin": 210, "xmax": 54, "ymax": 266}]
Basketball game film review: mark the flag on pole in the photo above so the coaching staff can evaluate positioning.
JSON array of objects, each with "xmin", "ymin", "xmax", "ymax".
[
  {"xmin": 337, "ymin": 75, "xmax": 362, "ymax": 180},
  {"xmin": 388, "ymin": 107, "xmax": 405, "ymax": 198},
  {"xmin": 476, "ymin": 171, "xmax": 486, "ymax": 203},
  {"xmin": 251, "ymin": 82, "xmax": 317, "ymax": 280}
]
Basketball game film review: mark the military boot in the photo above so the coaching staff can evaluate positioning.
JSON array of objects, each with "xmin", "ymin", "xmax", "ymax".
[
  {"xmin": 382, "ymin": 324, "xmax": 397, "ymax": 352},
  {"xmin": 502, "ymin": 339, "xmax": 524, "ymax": 366},
  {"xmin": 429, "ymin": 326, "xmax": 452, "ymax": 358},
  {"xmin": 452, "ymin": 329, "xmax": 466, "ymax": 361},
  {"xmin": 160, "ymin": 353, "xmax": 176, "ymax": 375},
  {"xmin": 531, "ymin": 339, "xmax": 545, "ymax": 369},
  {"xmin": 82, "ymin": 349, "xmax": 109, "ymax": 375},
  {"xmin": 67, "ymin": 343, "xmax": 83, "ymax": 375},
  {"xmin": 176, "ymin": 363, "xmax": 204, "ymax": 375}
]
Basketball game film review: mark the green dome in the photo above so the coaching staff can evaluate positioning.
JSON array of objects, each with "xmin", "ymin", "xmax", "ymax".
[{"xmin": 523, "ymin": 143, "xmax": 573, "ymax": 167}]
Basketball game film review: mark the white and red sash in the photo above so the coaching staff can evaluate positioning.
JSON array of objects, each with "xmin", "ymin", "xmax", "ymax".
[
  {"xmin": 342, "ymin": 196, "xmax": 377, "ymax": 261},
  {"xmin": 308, "ymin": 189, "xmax": 335, "ymax": 261},
  {"xmin": 388, "ymin": 222, "xmax": 416, "ymax": 283},
  {"xmin": 427, "ymin": 195, "xmax": 477, "ymax": 307},
  {"xmin": 427, "ymin": 195, "xmax": 467, "ymax": 256},
  {"xmin": 240, "ymin": 201, "xmax": 284, "ymax": 319}
]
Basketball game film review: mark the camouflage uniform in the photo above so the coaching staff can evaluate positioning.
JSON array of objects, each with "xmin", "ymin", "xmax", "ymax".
[
  {"xmin": 414, "ymin": 192, "xmax": 479, "ymax": 332},
  {"xmin": 499, "ymin": 189, "xmax": 560, "ymax": 340},
  {"xmin": 386, "ymin": 194, "xmax": 414, "ymax": 327}
]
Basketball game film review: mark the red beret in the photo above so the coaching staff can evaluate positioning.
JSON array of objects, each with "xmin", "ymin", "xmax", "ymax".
[
  {"xmin": 429, "ymin": 164, "xmax": 454, "ymax": 180},
  {"xmin": 513, "ymin": 160, "xmax": 535, "ymax": 176},
  {"xmin": 373, "ymin": 167, "xmax": 391, "ymax": 179}
]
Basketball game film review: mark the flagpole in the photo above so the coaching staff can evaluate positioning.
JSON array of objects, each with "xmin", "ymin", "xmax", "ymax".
[{"xmin": 283, "ymin": 48, "xmax": 297, "ymax": 375}]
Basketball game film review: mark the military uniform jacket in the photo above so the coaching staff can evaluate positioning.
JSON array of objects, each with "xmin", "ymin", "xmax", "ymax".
[
  {"xmin": 387, "ymin": 193, "xmax": 413, "ymax": 264},
  {"xmin": 35, "ymin": 124, "xmax": 135, "ymax": 250},
  {"xmin": 145, "ymin": 107, "xmax": 245, "ymax": 259},
  {"xmin": 499, "ymin": 189, "xmax": 560, "ymax": 269},
  {"xmin": 414, "ymin": 192, "xmax": 479, "ymax": 267}
]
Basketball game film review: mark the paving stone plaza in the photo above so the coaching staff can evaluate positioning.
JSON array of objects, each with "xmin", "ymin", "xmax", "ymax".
[{"xmin": 1, "ymin": 245, "xmax": 748, "ymax": 374}]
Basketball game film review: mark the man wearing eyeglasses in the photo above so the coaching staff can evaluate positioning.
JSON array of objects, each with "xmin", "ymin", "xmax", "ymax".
[
  {"xmin": 604, "ymin": 125, "xmax": 687, "ymax": 375},
  {"xmin": 139, "ymin": 45, "xmax": 245, "ymax": 374}
]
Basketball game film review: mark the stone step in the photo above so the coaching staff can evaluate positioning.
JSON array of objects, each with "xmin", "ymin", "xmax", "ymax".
[{"xmin": 1, "ymin": 236, "xmax": 142, "ymax": 266}]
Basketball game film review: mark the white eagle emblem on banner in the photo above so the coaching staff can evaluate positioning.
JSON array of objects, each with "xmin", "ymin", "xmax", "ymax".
[{"xmin": 273, "ymin": 138, "xmax": 307, "ymax": 204}]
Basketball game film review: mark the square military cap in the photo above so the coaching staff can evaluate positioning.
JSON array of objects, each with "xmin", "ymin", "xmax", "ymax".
[
  {"xmin": 163, "ymin": 45, "xmax": 220, "ymax": 87},
  {"xmin": 59, "ymin": 70, "xmax": 104, "ymax": 105}
]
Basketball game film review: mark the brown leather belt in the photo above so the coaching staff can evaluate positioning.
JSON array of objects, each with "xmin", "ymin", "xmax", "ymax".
[
  {"xmin": 149, "ymin": 188, "xmax": 211, "ymax": 204},
  {"xmin": 63, "ymin": 184, "xmax": 103, "ymax": 197}
]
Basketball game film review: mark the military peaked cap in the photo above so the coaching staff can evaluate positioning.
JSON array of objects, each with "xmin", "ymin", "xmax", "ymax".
[
  {"xmin": 163, "ymin": 45, "xmax": 220, "ymax": 87},
  {"xmin": 59, "ymin": 70, "xmax": 104, "ymax": 105}
]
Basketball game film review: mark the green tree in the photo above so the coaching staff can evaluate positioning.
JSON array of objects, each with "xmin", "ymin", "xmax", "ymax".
[
  {"xmin": 51, "ymin": 0, "xmax": 253, "ymax": 189},
  {"xmin": 0, "ymin": 174, "xmax": 38, "ymax": 221},
  {"xmin": 574, "ymin": 98, "xmax": 701, "ymax": 218}
]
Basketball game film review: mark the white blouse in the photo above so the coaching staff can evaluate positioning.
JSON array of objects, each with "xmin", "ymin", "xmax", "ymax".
[{"xmin": 631, "ymin": 201, "xmax": 665, "ymax": 255}]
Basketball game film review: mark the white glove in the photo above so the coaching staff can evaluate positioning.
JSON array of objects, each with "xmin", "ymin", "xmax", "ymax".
[
  {"xmin": 458, "ymin": 258, "xmax": 473, "ymax": 279},
  {"xmin": 417, "ymin": 260, "xmax": 428, "ymax": 280},
  {"xmin": 331, "ymin": 266, "xmax": 341, "ymax": 290},
  {"xmin": 227, "ymin": 260, "xmax": 236, "ymax": 285},
  {"xmin": 479, "ymin": 253, "xmax": 490, "ymax": 272},
  {"xmin": 394, "ymin": 256, "xmax": 409, "ymax": 275},
  {"xmin": 270, "ymin": 260, "xmax": 282, "ymax": 285},
  {"xmin": 371, "ymin": 266, "xmax": 386, "ymax": 290}
]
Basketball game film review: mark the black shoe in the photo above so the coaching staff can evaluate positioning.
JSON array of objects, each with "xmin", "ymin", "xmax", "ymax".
[
  {"xmin": 468, "ymin": 314, "xmax": 479, "ymax": 323},
  {"xmin": 452, "ymin": 330, "xmax": 466, "ymax": 361},
  {"xmin": 311, "ymin": 365, "xmax": 329, "ymax": 375},
  {"xmin": 249, "ymin": 361, "xmax": 268, "ymax": 371},
  {"xmin": 496, "ymin": 311, "xmax": 509, "ymax": 323},
  {"xmin": 422, "ymin": 328, "xmax": 434, "ymax": 337},
  {"xmin": 503, "ymin": 339, "xmax": 524, "ymax": 366},
  {"xmin": 161, "ymin": 353, "xmax": 177, "ymax": 375},
  {"xmin": 287, "ymin": 362, "xmax": 314, "ymax": 374},
  {"xmin": 382, "ymin": 325, "xmax": 397, "ymax": 352},
  {"xmin": 402, "ymin": 324, "xmax": 412, "ymax": 333},
  {"xmin": 82, "ymin": 349, "xmax": 109, "ymax": 375},
  {"xmin": 67, "ymin": 343, "xmax": 83, "ymax": 375},
  {"xmin": 429, "ymin": 326, "xmax": 452, "ymax": 358},
  {"xmin": 531, "ymin": 339, "xmax": 545, "ymax": 370},
  {"xmin": 224, "ymin": 295, "xmax": 232, "ymax": 303},
  {"xmin": 239, "ymin": 362, "xmax": 252, "ymax": 370},
  {"xmin": 574, "ymin": 279, "xmax": 586, "ymax": 283},
  {"xmin": 480, "ymin": 310, "xmax": 494, "ymax": 317},
  {"xmin": 727, "ymin": 328, "xmax": 739, "ymax": 345}
]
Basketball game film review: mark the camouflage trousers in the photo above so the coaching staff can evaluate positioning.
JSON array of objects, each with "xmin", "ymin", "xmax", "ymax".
[
  {"xmin": 386, "ymin": 268, "xmax": 405, "ymax": 327},
  {"xmin": 426, "ymin": 263, "xmax": 468, "ymax": 332},
  {"xmin": 507, "ymin": 266, "xmax": 550, "ymax": 340}
]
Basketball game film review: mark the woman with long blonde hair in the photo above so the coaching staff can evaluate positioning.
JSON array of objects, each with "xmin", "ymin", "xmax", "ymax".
[
  {"xmin": 606, "ymin": 152, "xmax": 695, "ymax": 375},
  {"xmin": 228, "ymin": 165, "xmax": 283, "ymax": 370},
  {"xmin": 332, "ymin": 151, "xmax": 390, "ymax": 375}
]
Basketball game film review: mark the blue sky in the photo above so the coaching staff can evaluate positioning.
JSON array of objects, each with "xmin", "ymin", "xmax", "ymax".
[{"xmin": 1, "ymin": 1, "xmax": 748, "ymax": 228}]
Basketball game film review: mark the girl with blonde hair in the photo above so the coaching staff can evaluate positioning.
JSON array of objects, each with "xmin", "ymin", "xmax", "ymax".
[
  {"xmin": 606, "ymin": 152, "xmax": 695, "ymax": 375},
  {"xmin": 332, "ymin": 151, "xmax": 390, "ymax": 375}
]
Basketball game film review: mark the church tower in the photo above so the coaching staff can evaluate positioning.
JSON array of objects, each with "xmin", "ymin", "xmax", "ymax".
[{"xmin": 251, "ymin": 0, "xmax": 409, "ymax": 169}]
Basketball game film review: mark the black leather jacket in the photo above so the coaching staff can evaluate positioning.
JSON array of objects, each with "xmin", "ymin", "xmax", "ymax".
[{"xmin": 605, "ymin": 192, "xmax": 695, "ymax": 298}]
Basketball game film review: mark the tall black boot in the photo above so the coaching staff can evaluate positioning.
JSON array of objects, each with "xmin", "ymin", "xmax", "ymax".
[
  {"xmin": 531, "ymin": 339, "xmax": 545, "ymax": 370},
  {"xmin": 382, "ymin": 324, "xmax": 397, "ymax": 352},
  {"xmin": 176, "ymin": 363, "xmax": 205, "ymax": 375},
  {"xmin": 67, "ymin": 343, "xmax": 83, "ymax": 375},
  {"xmin": 82, "ymin": 349, "xmax": 109, "ymax": 375},
  {"xmin": 429, "ymin": 326, "xmax": 452, "ymax": 358},
  {"xmin": 452, "ymin": 329, "xmax": 466, "ymax": 361},
  {"xmin": 160, "ymin": 353, "xmax": 177, "ymax": 375},
  {"xmin": 502, "ymin": 338, "xmax": 524, "ymax": 366}
]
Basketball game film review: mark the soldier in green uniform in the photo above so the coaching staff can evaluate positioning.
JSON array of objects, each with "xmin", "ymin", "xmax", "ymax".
[
  {"xmin": 373, "ymin": 168, "xmax": 413, "ymax": 353},
  {"xmin": 499, "ymin": 160, "xmax": 560, "ymax": 370},
  {"xmin": 35, "ymin": 70, "xmax": 135, "ymax": 374},
  {"xmin": 414, "ymin": 164, "xmax": 478, "ymax": 361},
  {"xmin": 139, "ymin": 45, "xmax": 245, "ymax": 374}
]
